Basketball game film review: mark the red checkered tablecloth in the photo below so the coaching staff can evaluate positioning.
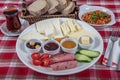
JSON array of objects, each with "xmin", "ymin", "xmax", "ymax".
[{"xmin": 0, "ymin": 0, "xmax": 120, "ymax": 79}]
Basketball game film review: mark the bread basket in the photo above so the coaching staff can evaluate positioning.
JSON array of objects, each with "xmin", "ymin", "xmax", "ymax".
[{"xmin": 21, "ymin": 0, "xmax": 78, "ymax": 24}]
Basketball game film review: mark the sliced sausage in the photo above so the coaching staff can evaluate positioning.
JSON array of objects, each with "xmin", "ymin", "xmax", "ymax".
[
  {"xmin": 50, "ymin": 53, "xmax": 75, "ymax": 64},
  {"xmin": 50, "ymin": 60, "xmax": 78, "ymax": 71}
]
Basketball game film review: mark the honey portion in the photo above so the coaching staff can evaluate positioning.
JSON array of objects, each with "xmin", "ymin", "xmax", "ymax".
[{"xmin": 62, "ymin": 41, "xmax": 76, "ymax": 49}]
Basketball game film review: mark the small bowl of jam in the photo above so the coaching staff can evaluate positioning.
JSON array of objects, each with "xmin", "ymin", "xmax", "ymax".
[
  {"xmin": 60, "ymin": 38, "xmax": 78, "ymax": 53},
  {"xmin": 42, "ymin": 39, "xmax": 60, "ymax": 55},
  {"xmin": 24, "ymin": 39, "xmax": 42, "ymax": 53}
]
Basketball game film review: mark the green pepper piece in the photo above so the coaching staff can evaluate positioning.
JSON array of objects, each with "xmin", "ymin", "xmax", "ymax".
[
  {"xmin": 91, "ymin": 15, "xmax": 97, "ymax": 22},
  {"xmin": 90, "ymin": 11, "xmax": 99, "ymax": 22},
  {"xmin": 99, "ymin": 12, "xmax": 105, "ymax": 18},
  {"xmin": 92, "ymin": 12, "xmax": 97, "ymax": 16}
]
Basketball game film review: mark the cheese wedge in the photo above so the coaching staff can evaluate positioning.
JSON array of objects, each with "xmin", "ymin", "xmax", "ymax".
[{"xmin": 20, "ymin": 29, "xmax": 48, "ymax": 41}]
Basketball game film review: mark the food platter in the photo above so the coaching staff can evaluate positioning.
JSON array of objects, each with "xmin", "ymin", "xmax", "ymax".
[{"xmin": 16, "ymin": 18, "xmax": 103, "ymax": 75}]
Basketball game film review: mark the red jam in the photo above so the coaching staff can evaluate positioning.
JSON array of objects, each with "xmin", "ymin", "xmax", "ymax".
[{"xmin": 44, "ymin": 42, "xmax": 59, "ymax": 51}]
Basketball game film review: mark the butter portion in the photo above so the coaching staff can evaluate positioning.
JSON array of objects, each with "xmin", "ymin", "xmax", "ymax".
[{"xmin": 81, "ymin": 36, "xmax": 90, "ymax": 45}]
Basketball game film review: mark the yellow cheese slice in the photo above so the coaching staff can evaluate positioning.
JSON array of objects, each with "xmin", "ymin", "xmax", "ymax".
[
  {"xmin": 65, "ymin": 22, "xmax": 71, "ymax": 34},
  {"xmin": 67, "ymin": 20, "xmax": 77, "ymax": 32},
  {"xmin": 72, "ymin": 20, "xmax": 83, "ymax": 31},
  {"xmin": 60, "ymin": 21, "xmax": 70, "ymax": 36}
]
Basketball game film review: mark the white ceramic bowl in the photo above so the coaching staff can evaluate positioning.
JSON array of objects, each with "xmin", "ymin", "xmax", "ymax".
[
  {"xmin": 24, "ymin": 39, "xmax": 42, "ymax": 54},
  {"xmin": 60, "ymin": 38, "xmax": 78, "ymax": 53},
  {"xmin": 78, "ymin": 4, "xmax": 116, "ymax": 28},
  {"xmin": 42, "ymin": 39, "xmax": 60, "ymax": 55},
  {"xmin": 78, "ymin": 35, "xmax": 95, "ymax": 49}
]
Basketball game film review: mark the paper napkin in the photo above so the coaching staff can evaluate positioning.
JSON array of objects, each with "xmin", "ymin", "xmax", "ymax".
[{"xmin": 102, "ymin": 37, "xmax": 120, "ymax": 67}]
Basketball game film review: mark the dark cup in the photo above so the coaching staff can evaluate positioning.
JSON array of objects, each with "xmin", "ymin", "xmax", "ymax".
[{"xmin": 3, "ymin": 6, "xmax": 21, "ymax": 32}]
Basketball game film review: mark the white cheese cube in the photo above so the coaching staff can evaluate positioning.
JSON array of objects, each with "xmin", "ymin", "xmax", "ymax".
[{"xmin": 81, "ymin": 36, "xmax": 90, "ymax": 45}]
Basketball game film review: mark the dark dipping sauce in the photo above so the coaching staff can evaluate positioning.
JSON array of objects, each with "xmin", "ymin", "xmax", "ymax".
[{"xmin": 44, "ymin": 42, "xmax": 59, "ymax": 51}]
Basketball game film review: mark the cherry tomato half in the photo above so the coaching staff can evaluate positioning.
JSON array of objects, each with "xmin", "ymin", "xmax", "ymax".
[
  {"xmin": 42, "ymin": 58, "xmax": 50, "ymax": 67},
  {"xmin": 32, "ymin": 59, "xmax": 42, "ymax": 66},
  {"xmin": 40, "ymin": 53, "xmax": 49, "ymax": 59},
  {"xmin": 31, "ymin": 52, "xmax": 41, "ymax": 60}
]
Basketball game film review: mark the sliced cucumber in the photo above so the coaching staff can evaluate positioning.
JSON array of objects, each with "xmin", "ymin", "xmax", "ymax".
[
  {"xmin": 79, "ymin": 49, "xmax": 100, "ymax": 58},
  {"xmin": 75, "ymin": 54, "xmax": 92, "ymax": 62}
]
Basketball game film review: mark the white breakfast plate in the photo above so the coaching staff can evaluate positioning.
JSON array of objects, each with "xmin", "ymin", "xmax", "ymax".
[
  {"xmin": 78, "ymin": 4, "xmax": 116, "ymax": 28},
  {"xmin": 16, "ymin": 18, "xmax": 103, "ymax": 75},
  {"xmin": 0, "ymin": 18, "xmax": 29, "ymax": 36}
]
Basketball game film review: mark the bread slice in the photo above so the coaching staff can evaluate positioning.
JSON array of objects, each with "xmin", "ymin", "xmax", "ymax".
[
  {"xmin": 62, "ymin": 1, "xmax": 75, "ymax": 15},
  {"xmin": 27, "ymin": 0, "xmax": 49, "ymax": 16},
  {"xmin": 47, "ymin": 0, "xmax": 59, "ymax": 14},
  {"xmin": 57, "ymin": 0, "xmax": 68, "ymax": 11}
]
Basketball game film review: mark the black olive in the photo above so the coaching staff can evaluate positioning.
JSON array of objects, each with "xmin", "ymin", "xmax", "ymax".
[
  {"xmin": 35, "ymin": 42, "xmax": 41, "ymax": 46},
  {"xmin": 30, "ymin": 46, "xmax": 35, "ymax": 49},
  {"xmin": 26, "ymin": 41, "xmax": 41, "ymax": 49},
  {"xmin": 26, "ymin": 43, "xmax": 31, "ymax": 48}
]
